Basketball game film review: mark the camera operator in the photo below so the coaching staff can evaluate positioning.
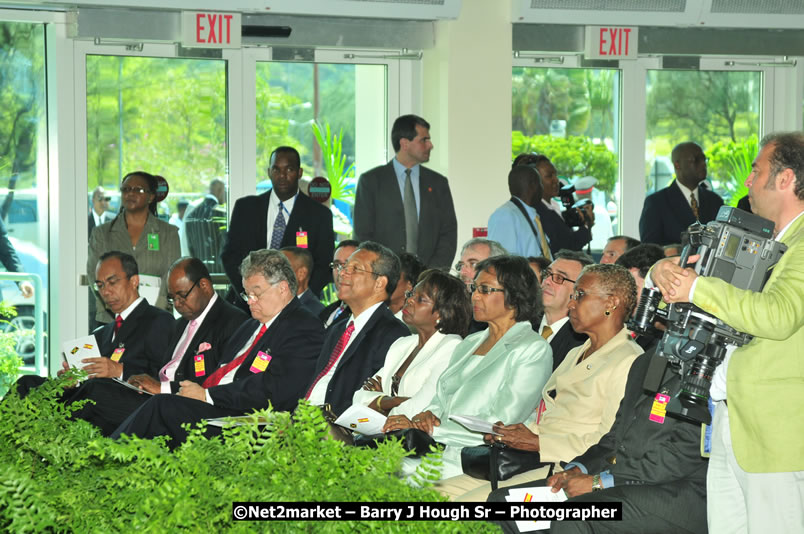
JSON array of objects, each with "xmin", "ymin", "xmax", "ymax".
[
  {"xmin": 513, "ymin": 154, "xmax": 594, "ymax": 254},
  {"xmin": 651, "ymin": 132, "xmax": 804, "ymax": 534}
]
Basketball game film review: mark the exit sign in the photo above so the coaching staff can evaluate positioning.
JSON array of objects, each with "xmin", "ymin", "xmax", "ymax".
[
  {"xmin": 181, "ymin": 11, "xmax": 242, "ymax": 49},
  {"xmin": 584, "ymin": 26, "xmax": 638, "ymax": 60}
]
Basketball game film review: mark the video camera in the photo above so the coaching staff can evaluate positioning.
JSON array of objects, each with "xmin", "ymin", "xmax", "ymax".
[
  {"xmin": 628, "ymin": 206, "xmax": 787, "ymax": 424},
  {"xmin": 559, "ymin": 183, "xmax": 593, "ymax": 227}
]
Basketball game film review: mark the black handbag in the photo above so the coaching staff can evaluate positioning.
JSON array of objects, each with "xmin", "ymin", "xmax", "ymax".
[
  {"xmin": 461, "ymin": 442, "xmax": 553, "ymax": 490},
  {"xmin": 353, "ymin": 428, "xmax": 441, "ymax": 457}
]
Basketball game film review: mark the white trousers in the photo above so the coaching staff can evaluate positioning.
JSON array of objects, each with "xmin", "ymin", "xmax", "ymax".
[{"xmin": 707, "ymin": 401, "xmax": 804, "ymax": 534}]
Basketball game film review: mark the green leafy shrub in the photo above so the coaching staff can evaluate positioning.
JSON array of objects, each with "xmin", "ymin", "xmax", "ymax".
[
  {"xmin": 0, "ymin": 302, "xmax": 25, "ymax": 399},
  {"xmin": 705, "ymin": 135, "xmax": 757, "ymax": 206},
  {"xmin": 0, "ymin": 378, "xmax": 498, "ymax": 533},
  {"xmin": 512, "ymin": 132, "xmax": 618, "ymax": 193}
]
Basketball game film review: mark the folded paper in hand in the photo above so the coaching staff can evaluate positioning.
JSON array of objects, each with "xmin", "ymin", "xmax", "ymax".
[
  {"xmin": 506, "ymin": 486, "xmax": 567, "ymax": 532},
  {"xmin": 334, "ymin": 404, "xmax": 387, "ymax": 435},
  {"xmin": 449, "ymin": 414, "xmax": 502, "ymax": 436},
  {"xmin": 61, "ymin": 335, "xmax": 101, "ymax": 369}
]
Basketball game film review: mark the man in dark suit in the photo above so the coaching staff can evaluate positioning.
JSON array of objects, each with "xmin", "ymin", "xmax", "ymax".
[
  {"xmin": 13, "ymin": 251, "xmax": 174, "ymax": 397},
  {"xmin": 111, "ymin": 249, "xmax": 325, "ymax": 446},
  {"xmin": 538, "ymin": 250, "xmax": 591, "ymax": 371},
  {"xmin": 639, "ymin": 142, "xmax": 723, "ymax": 246},
  {"xmin": 489, "ymin": 351, "xmax": 708, "ymax": 534},
  {"xmin": 280, "ymin": 246, "xmax": 325, "ymax": 317},
  {"xmin": 221, "ymin": 146, "xmax": 334, "ymax": 308},
  {"xmin": 353, "ymin": 115, "xmax": 457, "ymax": 270},
  {"xmin": 67, "ymin": 257, "xmax": 248, "ymax": 435},
  {"xmin": 184, "ymin": 179, "xmax": 226, "ymax": 272},
  {"xmin": 319, "ymin": 239, "xmax": 359, "ymax": 328},
  {"xmin": 305, "ymin": 241, "xmax": 410, "ymax": 416},
  {"xmin": 87, "ymin": 186, "xmax": 113, "ymax": 237}
]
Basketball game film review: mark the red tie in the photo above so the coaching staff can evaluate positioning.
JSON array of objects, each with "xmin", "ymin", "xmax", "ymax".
[
  {"xmin": 114, "ymin": 314, "xmax": 123, "ymax": 335},
  {"xmin": 202, "ymin": 324, "xmax": 267, "ymax": 388},
  {"xmin": 305, "ymin": 321, "xmax": 355, "ymax": 399}
]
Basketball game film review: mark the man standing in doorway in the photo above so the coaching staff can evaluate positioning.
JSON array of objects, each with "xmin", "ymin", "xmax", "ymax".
[
  {"xmin": 353, "ymin": 115, "xmax": 457, "ymax": 270},
  {"xmin": 639, "ymin": 141, "xmax": 723, "ymax": 246},
  {"xmin": 221, "ymin": 147, "xmax": 334, "ymax": 310}
]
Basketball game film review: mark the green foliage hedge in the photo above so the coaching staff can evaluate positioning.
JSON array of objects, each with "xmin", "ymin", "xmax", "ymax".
[{"xmin": 0, "ymin": 375, "xmax": 498, "ymax": 533}]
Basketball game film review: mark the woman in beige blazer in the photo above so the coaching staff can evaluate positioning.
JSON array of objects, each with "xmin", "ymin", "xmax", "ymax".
[
  {"xmin": 439, "ymin": 263, "xmax": 643, "ymax": 500},
  {"xmin": 88, "ymin": 171, "xmax": 180, "ymax": 324}
]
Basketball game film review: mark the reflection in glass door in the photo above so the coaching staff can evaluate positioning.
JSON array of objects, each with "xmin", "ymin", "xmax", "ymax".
[
  {"xmin": 255, "ymin": 61, "xmax": 388, "ymax": 238},
  {"xmin": 645, "ymin": 69, "xmax": 761, "ymax": 205},
  {"xmin": 0, "ymin": 21, "xmax": 49, "ymax": 380},
  {"xmin": 512, "ymin": 67, "xmax": 622, "ymax": 250},
  {"xmin": 85, "ymin": 54, "xmax": 228, "ymax": 327}
]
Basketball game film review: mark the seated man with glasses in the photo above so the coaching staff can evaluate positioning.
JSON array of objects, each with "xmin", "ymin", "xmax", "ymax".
[
  {"xmin": 538, "ymin": 250, "xmax": 594, "ymax": 371},
  {"xmin": 319, "ymin": 239, "xmax": 360, "ymax": 328},
  {"xmin": 111, "ymin": 249, "xmax": 325, "ymax": 447},
  {"xmin": 305, "ymin": 241, "xmax": 410, "ymax": 417},
  {"xmin": 66, "ymin": 257, "xmax": 249, "ymax": 435},
  {"xmin": 639, "ymin": 141, "xmax": 723, "ymax": 246},
  {"xmin": 12, "ymin": 251, "xmax": 175, "ymax": 399}
]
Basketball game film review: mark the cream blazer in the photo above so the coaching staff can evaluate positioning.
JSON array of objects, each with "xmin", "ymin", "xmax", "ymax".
[
  {"xmin": 531, "ymin": 327, "xmax": 643, "ymax": 463},
  {"xmin": 350, "ymin": 331, "xmax": 462, "ymax": 418}
]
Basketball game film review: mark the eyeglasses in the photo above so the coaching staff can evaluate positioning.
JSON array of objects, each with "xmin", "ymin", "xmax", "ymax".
[
  {"xmin": 95, "ymin": 276, "xmax": 124, "ymax": 292},
  {"xmin": 329, "ymin": 261, "xmax": 346, "ymax": 271},
  {"xmin": 337, "ymin": 263, "xmax": 378, "ymax": 277},
  {"xmin": 404, "ymin": 290, "xmax": 433, "ymax": 305},
  {"xmin": 542, "ymin": 269, "xmax": 575, "ymax": 285},
  {"xmin": 120, "ymin": 186, "xmax": 149, "ymax": 195},
  {"xmin": 167, "ymin": 279, "xmax": 199, "ymax": 305},
  {"xmin": 240, "ymin": 287, "xmax": 269, "ymax": 303},
  {"xmin": 454, "ymin": 260, "xmax": 479, "ymax": 272},
  {"xmin": 569, "ymin": 289, "xmax": 612, "ymax": 302},
  {"xmin": 689, "ymin": 155, "xmax": 708, "ymax": 164},
  {"xmin": 469, "ymin": 283, "xmax": 505, "ymax": 295},
  {"xmin": 101, "ymin": 196, "xmax": 111, "ymax": 202}
]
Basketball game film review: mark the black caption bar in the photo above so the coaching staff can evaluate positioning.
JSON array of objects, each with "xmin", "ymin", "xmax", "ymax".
[{"xmin": 232, "ymin": 502, "xmax": 622, "ymax": 522}]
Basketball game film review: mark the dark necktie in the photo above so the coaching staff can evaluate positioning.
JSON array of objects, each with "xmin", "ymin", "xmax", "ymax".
[
  {"xmin": 541, "ymin": 325, "xmax": 553, "ymax": 340},
  {"xmin": 114, "ymin": 314, "xmax": 123, "ymax": 336},
  {"xmin": 305, "ymin": 321, "xmax": 355, "ymax": 399},
  {"xmin": 690, "ymin": 192, "xmax": 700, "ymax": 220},
  {"xmin": 270, "ymin": 202, "xmax": 286, "ymax": 249},
  {"xmin": 403, "ymin": 169, "xmax": 418, "ymax": 254},
  {"xmin": 202, "ymin": 324, "xmax": 267, "ymax": 388}
]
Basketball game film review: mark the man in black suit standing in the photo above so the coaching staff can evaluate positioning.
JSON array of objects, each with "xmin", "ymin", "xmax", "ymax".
[
  {"xmin": 305, "ymin": 241, "xmax": 410, "ymax": 416},
  {"xmin": 538, "ymin": 250, "xmax": 591, "ymax": 371},
  {"xmin": 112, "ymin": 249, "xmax": 325, "ymax": 446},
  {"xmin": 639, "ymin": 142, "xmax": 723, "ymax": 246},
  {"xmin": 13, "ymin": 251, "xmax": 174, "ymax": 397},
  {"xmin": 67, "ymin": 257, "xmax": 248, "ymax": 435},
  {"xmin": 88, "ymin": 186, "xmax": 113, "ymax": 237},
  {"xmin": 489, "ymin": 351, "xmax": 708, "ymax": 534},
  {"xmin": 184, "ymin": 179, "xmax": 226, "ymax": 271},
  {"xmin": 353, "ymin": 115, "xmax": 457, "ymax": 270},
  {"xmin": 221, "ymin": 146, "xmax": 334, "ymax": 308}
]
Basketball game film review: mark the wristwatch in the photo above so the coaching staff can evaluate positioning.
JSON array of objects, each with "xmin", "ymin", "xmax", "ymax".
[{"xmin": 592, "ymin": 474, "xmax": 604, "ymax": 491}]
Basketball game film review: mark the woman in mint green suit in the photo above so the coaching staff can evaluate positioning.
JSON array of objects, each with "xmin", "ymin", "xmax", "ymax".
[{"xmin": 385, "ymin": 255, "xmax": 552, "ymax": 480}]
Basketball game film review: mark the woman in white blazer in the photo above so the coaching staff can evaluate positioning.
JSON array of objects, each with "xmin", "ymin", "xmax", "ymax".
[
  {"xmin": 384, "ymin": 256, "xmax": 553, "ymax": 480},
  {"xmin": 351, "ymin": 269, "xmax": 472, "ymax": 418}
]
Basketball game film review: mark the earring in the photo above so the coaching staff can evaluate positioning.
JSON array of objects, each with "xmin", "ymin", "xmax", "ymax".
[{"xmin": 604, "ymin": 309, "xmax": 611, "ymax": 316}]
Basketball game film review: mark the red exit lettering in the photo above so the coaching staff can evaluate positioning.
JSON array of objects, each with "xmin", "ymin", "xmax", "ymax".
[
  {"xmin": 196, "ymin": 13, "xmax": 234, "ymax": 44},
  {"xmin": 598, "ymin": 27, "xmax": 632, "ymax": 56}
]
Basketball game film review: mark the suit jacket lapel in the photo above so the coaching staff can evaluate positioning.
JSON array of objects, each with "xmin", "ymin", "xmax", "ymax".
[
  {"xmin": 334, "ymin": 305, "xmax": 386, "ymax": 369},
  {"xmin": 383, "ymin": 161, "xmax": 405, "ymax": 210},
  {"xmin": 257, "ymin": 191, "xmax": 271, "ymax": 249},
  {"xmin": 417, "ymin": 168, "xmax": 435, "ymax": 234},
  {"xmin": 114, "ymin": 300, "xmax": 148, "ymax": 346}
]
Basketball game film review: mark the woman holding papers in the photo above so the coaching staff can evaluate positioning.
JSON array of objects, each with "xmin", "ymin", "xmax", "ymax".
[
  {"xmin": 439, "ymin": 263, "xmax": 643, "ymax": 500},
  {"xmin": 383, "ymin": 255, "xmax": 552, "ymax": 480},
  {"xmin": 88, "ymin": 171, "xmax": 180, "ymax": 324},
  {"xmin": 351, "ymin": 270, "xmax": 471, "ymax": 418}
]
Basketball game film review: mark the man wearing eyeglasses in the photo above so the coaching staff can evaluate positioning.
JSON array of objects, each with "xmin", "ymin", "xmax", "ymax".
[
  {"xmin": 11, "ymin": 251, "xmax": 174, "ymax": 398},
  {"xmin": 67, "ymin": 257, "xmax": 248, "ymax": 435},
  {"xmin": 111, "ymin": 249, "xmax": 325, "ymax": 446},
  {"xmin": 538, "ymin": 250, "xmax": 594, "ymax": 371},
  {"xmin": 639, "ymin": 142, "xmax": 723, "ymax": 246},
  {"xmin": 306, "ymin": 241, "xmax": 410, "ymax": 416},
  {"xmin": 88, "ymin": 186, "xmax": 114, "ymax": 237},
  {"xmin": 319, "ymin": 239, "xmax": 360, "ymax": 328}
]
